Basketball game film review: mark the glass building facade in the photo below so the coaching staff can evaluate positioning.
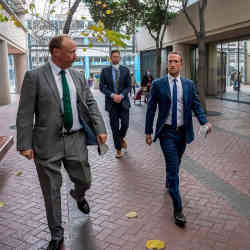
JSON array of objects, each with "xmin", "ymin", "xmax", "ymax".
[{"xmin": 216, "ymin": 40, "xmax": 250, "ymax": 103}]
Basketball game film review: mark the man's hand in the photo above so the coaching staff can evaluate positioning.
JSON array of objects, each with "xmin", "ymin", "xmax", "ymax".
[
  {"xmin": 20, "ymin": 149, "xmax": 34, "ymax": 160},
  {"xmin": 112, "ymin": 94, "xmax": 123, "ymax": 103},
  {"xmin": 97, "ymin": 133, "xmax": 107, "ymax": 144},
  {"xmin": 205, "ymin": 122, "xmax": 212, "ymax": 135},
  {"xmin": 145, "ymin": 134, "xmax": 152, "ymax": 145}
]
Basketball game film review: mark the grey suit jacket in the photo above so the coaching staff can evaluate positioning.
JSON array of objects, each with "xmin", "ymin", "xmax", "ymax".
[{"xmin": 16, "ymin": 63, "xmax": 106, "ymax": 159}]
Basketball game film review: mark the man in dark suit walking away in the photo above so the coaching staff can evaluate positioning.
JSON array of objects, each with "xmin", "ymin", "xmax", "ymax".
[
  {"xmin": 16, "ymin": 35, "xmax": 107, "ymax": 250},
  {"xmin": 145, "ymin": 52, "xmax": 212, "ymax": 227},
  {"xmin": 100, "ymin": 50, "xmax": 131, "ymax": 158}
]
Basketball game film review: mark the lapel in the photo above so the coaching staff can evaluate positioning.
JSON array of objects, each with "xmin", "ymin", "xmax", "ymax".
[
  {"xmin": 69, "ymin": 69, "xmax": 81, "ymax": 97},
  {"xmin": 43, "ymin": 63, "xmax": 61, "ymax": 107},
  {"xmin": 180, "ymin": 77, "xmax": 188, "ymax": 107},
  {"xmin": 108, "ymin": 66, "xmax": 115, "ymax": 90},
  {"xmin": 69, "ymin": 69, "xmax": 90, "ymax": 113},
  {"xmin": 163, "ymin": 76, "xmax": 171, "ymax": 100}
]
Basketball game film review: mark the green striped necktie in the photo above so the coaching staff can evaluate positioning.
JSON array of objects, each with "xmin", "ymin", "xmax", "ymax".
[{"xmin": 60, "ymin": 70, "xmax": 73, "ymax": 131}]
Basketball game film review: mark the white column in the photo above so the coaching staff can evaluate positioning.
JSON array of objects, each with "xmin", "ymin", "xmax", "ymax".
[
  {"xmin": 14, "ymin": 53, "xmax": 27, "ymax": 93},
  {"xmin": 0, "ymin": 40, "xmax": 11, "ymax": 105},
  {"xmin": 172, "ymin": 44, "xmax": 191, "ymax": 79}
]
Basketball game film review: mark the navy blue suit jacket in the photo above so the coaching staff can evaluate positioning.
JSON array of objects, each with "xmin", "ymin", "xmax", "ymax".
[
  {"xmin": 145, "ymin": 76, "xmax": 208, "ymax": 144},
  {"xmin": 100, "ymin": 65, "xmax": 131, "ymax": 112}
]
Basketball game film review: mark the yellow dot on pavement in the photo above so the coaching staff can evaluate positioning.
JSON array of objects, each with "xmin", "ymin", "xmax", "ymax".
[
  {"xmin": 146, "ymin": 240, "xmax": 165, "ymax": 249},
  {"xmin": 126, "ymin": 211, "xmax": 137, "ymax": 218}
]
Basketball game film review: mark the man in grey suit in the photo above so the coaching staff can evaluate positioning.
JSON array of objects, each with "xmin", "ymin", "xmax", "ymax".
[{"xmin": 16, "ymin": 35, "xmax": 107, "ymax": 250}]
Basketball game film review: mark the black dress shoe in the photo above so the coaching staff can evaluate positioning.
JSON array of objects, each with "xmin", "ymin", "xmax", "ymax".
[
  {"xmin": 47, "ymin": 238, "xmax": 64, "ymax": 250},
  {"xmin": 174, "ymin": 210, "xmax": 186, "ymax": 227},
  {"xmin": 70, "ymin": 189, "xmax": 90, "ymax": 214},
  {"xmin": 77, "ymin": 197, "xmax": 90, "ymax": 214}
]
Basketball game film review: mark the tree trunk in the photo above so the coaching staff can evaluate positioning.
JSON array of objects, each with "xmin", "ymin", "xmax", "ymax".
[
  {"xmin": 197, "ymin": 38, "xmax": 207, "ymax": 112},
  {"xmin": 182, "ymin": 0, "xmax": 208, "ymax": 112},
  {"xmin": 197, "ymin": 0, "xmax": 207, "ymax": 112},
  {"xmin": 63, "ymin": 0, "xmax": 81, "ymax": 34},
  {"xmin": 156, "ymin": 44, "xmax": 162, "ymax": 78}
]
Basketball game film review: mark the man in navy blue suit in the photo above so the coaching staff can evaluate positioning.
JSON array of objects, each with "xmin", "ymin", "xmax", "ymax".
[
  {"xmin": 100, "ymin": 50, "xmax": 131, "ymax": 158},
  {"xmin": 145, "ymin": 52, "xmax": 212, "ymax": 227}
]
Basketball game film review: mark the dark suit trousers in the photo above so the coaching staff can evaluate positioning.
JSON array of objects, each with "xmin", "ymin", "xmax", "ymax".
[
  {"xmin": 108, "ymin": 103, "xmax": 129, "ymax": 150},
  {"xmin": 159, "ymin": 126, "xmax": 186, "ymax": 212},
  {"xmin": 34, "ymin": 131, "xmax": 91, "ymax": 240}
]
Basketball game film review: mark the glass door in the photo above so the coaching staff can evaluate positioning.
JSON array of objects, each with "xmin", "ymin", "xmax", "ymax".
[{"xmin": 216, "ymin": 40, "xmax": 250, "ymax": 104}]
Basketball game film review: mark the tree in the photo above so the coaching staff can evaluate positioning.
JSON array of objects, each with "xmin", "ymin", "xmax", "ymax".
[
  {"xmin": 85, "ymin": 0, "xmax": 139, "ymax": 51},
  {"xmin": 138, "ymin": 0, "xmax": 178, "ymax": 78},
  {"xmin": 0, "ymin": 0, "xmax": 130, "ymax": 49},
  {"xmin": 181, "ymin": 0, "xmax": 208, "ymax": 111},
  {"xmin": 87, "ymin": 0, "xmax": 177, "ymax": 78},
  {"xmin": 63, "ymin": 0, "xmax": 82, "ymax": 34}
]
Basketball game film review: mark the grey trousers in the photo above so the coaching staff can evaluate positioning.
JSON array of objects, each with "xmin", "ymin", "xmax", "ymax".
[{"xmin": 34, "ymin": 131, "xmax": 91, "ymax": 240}]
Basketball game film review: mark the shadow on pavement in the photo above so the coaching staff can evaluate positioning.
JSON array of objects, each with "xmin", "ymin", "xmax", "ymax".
[{"xmin": 71, "ymin": 217, "xmax": 97, "ymax": 250}]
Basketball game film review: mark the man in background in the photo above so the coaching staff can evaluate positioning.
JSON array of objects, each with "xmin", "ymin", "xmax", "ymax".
[{"xmin": 100, "ymin": 50, "xmax": 131, "ymax": 158}]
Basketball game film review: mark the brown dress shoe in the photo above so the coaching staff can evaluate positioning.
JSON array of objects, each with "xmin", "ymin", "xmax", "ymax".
[
  {"xmin": 115, "ymin": 150, "xmax": 122, "ymax": 158},
  {"xmin": 121, "ymin": 139, "xmax": 127, "ymax": 152}
]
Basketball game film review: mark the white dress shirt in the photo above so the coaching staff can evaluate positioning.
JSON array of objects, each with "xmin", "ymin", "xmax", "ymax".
[
  {"xmin": 49, "ymin": 60, "xmax": 82, "ymax": 131},
  {"xmin": 165, "ymin": 74, "xmax": 184, "ymax": 127}
]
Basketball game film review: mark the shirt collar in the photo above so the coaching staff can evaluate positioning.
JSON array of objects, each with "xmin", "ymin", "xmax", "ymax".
[
  {"xmin": 168, "ymin": 73, "xmax": 180, "ymax": 82},
  {"xmin": 112, "ymin": 64, "xmax": 120, "ymax": 71},
  {"xmin": 49, "ymin": 59, "xmax": 69, "ymax": 75}
]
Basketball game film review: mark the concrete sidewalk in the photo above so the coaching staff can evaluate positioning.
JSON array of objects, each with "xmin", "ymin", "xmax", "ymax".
[{"xmin": 0, "ymin": 91, "xmax": 250, "ymax": 250}]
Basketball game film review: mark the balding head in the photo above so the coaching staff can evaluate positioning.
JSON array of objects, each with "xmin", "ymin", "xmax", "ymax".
[{"xmin": 49, "ymin": 35, "xmax": 77, "ymax": 69}]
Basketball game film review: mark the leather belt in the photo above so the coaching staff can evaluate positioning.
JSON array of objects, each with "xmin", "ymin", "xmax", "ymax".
[
  {"xmin": 164, "ymin": 124, "xmax": 184, "ymax": 132},
  {"xmin": 61, "ymin": 128, "xmax": 84, "ymax": 136}
]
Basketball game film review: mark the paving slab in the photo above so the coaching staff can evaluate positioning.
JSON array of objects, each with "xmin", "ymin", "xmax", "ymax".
[{"xmin": 1, "ymin": 92, "xmax": 250, "ymax": 250}]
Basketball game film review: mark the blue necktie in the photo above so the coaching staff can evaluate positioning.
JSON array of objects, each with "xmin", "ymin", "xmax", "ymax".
[{"xmin": 172, "ymin": 79, "xmax": 177, "ymax": 129}]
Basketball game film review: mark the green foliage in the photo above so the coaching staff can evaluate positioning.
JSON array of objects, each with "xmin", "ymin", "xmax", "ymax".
[
  {"xmin": 86, "ymin": 0, "xmax": 139, "ymax": 35},
  {"xmin": 29, "ymin": 3, "xmax": 35, "ymax": 12},
  {"xmin": 140, "ymin": 0, "xmax": 177, "ymax": 33},
  {"xmin": 88, "ymin": 20, "xmax": 129, "ymax": 48},
  {"xmin": 0, "ymin": 14, "xmax": 8, "ymax": 22}
]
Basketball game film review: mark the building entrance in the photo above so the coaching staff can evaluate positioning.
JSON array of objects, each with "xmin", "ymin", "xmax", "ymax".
[{"xmin": 216, "ymin": 40, "xmax": 250, "ymax": 104}]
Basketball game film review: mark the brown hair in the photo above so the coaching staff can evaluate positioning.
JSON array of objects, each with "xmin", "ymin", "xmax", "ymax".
[
  {"xmin": 168, "ymin": 51, "xmax": 183, "ymax": 62},
  {"xmin": 49, "ymin": 35, "xmax": 71, "ymax": 54},
  {"xmin": 111, "ymin": 49, "xmax": 120, "ymax": 56}
]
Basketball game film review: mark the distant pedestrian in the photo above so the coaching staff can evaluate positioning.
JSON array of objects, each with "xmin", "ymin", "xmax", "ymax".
[
  {"xmin": 141, "ymin": 68, "xmax": 154, "ymax": 87},
  {"xmin": 145, "ymin": 75, "xmax": 154, "ymax": 103},
  {"xmin": 130, "ymin": 72, "xmax": 136, "ymax": 96},
  {"xmin": 100, "ymin": 50, "xmax": 131, "ymax": 158}
]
